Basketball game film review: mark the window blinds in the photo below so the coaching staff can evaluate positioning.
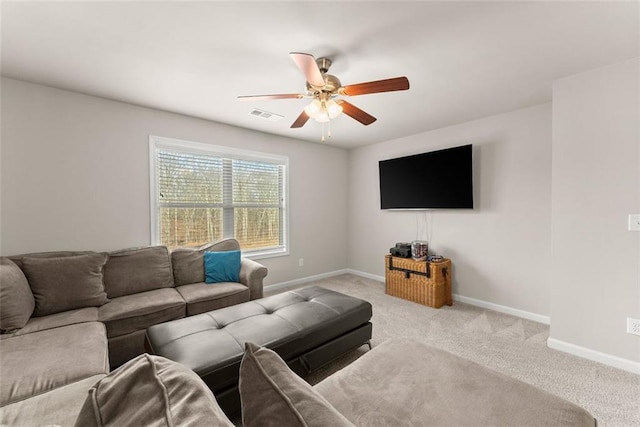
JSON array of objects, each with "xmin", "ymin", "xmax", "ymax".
[{"xmin": 154, "ymin": 147, "xmax": 286, "ymax": 252}]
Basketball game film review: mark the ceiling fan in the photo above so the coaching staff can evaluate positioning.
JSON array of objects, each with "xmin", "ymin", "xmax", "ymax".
[{"xmin": 238, "ymin": 52, "xmax": 409, "ymax": 139}]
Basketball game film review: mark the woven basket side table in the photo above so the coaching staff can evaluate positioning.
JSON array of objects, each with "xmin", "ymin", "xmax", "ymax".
[{"xmin": 384, "ymin": 255, "xmax": 452, "ymax": 308}]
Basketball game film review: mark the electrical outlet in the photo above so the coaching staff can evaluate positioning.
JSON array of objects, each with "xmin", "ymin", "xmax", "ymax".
[
  {"xmin": 298, "ymin": 258, "xmax": 304, "ymax": 267},
  {"xmin": 627, "ymin": 318, "xmax": 640, "ymax": 336}
]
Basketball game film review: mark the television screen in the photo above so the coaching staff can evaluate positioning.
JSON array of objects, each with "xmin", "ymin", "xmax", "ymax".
[{"xmin": 379, "ymin": 144, "xmax": 473, "ymax": 209}]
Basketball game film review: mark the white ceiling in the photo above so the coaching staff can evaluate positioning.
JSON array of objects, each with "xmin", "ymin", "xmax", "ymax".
[{"xmin": 2, "ymin": 1, "xmax": 638, "ymax": 149}]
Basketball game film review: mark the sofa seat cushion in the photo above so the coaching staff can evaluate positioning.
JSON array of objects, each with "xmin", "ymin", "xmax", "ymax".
[
  {"xmin": 0, "ymin": 322, "xmax": 109, "ymax": 406},
  {"xmin": 1, "ymin": 307, "xmax": 98, "ymax": 339},
  {"xmin": 99, "ymin": 288, "xmax": 185, "ymax": 338},
  {"xmin": 0, "ymin": 374, "xmax": 105, "ymax": 427},
  {"xmin": 0, "ymin": 257, "xmax": 35, "ymax": 333},
  {"xmin": 75, "ymin": 354, "xmax": 234, "ymax": 427},
  {"xmin": 176, "ymin": 282, "xmax": 250, "ymax": 316},
  {"xmin": 314, "ymin": 338, "xmax": 595, "ymax": 427},
  {"xmin": 103, "ymin": 246, "xmax": 174, "ymax": 298}
]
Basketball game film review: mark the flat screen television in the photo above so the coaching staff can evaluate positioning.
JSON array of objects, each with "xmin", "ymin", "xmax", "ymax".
[{"xmin": 379, "ymin": 144, "xmax": 473, "ymax": 209}]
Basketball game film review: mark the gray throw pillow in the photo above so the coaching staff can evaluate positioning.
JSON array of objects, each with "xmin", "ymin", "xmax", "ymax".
[
  {"xmin": 0, "ymin": 257, "xmax": 35, "ymax": 332},
  {"xmin": 75, "ymin": 353, "xmax": 234, "ymax": 427},
  {"xmin": 239, "ymin": 342, "xmax": 354, "ymax": 427},
  {"xmin": 22, "ymin": 253, "xmax": 109, "ymax": 317}
]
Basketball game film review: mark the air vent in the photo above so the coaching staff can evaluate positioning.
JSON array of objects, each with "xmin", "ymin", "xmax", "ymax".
[{"xmin": 249, "ymin": 108, "xmax": 283, "ymax": 122}]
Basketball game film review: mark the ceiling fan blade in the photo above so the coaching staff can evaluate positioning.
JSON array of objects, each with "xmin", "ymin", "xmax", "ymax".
[
  {"xmin": 336, "ymin": 100, "xmax": 377, "ymax": 125},
  {"xmin": 238, "ymin": 93, "xmax": 305, "ymax": 101},
  {"xmin": 289, "ymin": 52, "xmax": 325, "ymax": 88},
  {"xmin": 340, "ymin": 76, "xmax": 410, "ymax": 96},
  {"xmin": 290, "ymin": 110, "xmax": 310, "ymax": 128}
]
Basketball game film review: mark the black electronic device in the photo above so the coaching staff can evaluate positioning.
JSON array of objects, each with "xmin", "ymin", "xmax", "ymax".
[
  {"xmin": 379, "ymin": 144, "xmax": 473, "ymax": 209},
  {"xmin": 390, "ymin": 242, "xmax": 412, "ymax": 258}
]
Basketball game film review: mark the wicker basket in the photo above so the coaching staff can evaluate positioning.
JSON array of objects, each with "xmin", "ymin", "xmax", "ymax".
[{"xmin": 385, "ymin": 255, "xmax": 452, "ymax": 308}]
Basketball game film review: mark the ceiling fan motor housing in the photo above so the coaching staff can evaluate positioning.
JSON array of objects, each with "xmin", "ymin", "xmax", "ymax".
[{"xmin": 307, "ymin": 74, "xmax": 341, "ymax": 94}]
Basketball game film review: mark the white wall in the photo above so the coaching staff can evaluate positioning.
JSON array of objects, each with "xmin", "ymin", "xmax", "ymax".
[
  {"xmin": 550, "ymin": 58, "xmax": 640, "ymax": 364},
  {"xmin": 0, "ymin": 78, "xmax": 349, "ymax": 285},
  {"xmin": 347, "ymin": 103, "xmax": 552, "ymax": 318}
]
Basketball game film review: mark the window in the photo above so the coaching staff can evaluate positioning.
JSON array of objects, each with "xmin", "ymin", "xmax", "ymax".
[{"xmin": 149, "ymin": 136, "xmax": 288, "ymax": 258}]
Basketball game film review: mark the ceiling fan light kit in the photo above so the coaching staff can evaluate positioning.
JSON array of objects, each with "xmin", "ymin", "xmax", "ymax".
[
  {"xmin": 239, "ymin": 52, "xmax": 410, "ymax": 143},
  {"xmin": 304, "ymin": 97, "xmax": 342, "ymax": 123}
]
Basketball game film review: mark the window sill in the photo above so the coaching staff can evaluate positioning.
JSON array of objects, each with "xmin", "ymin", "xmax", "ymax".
[{"xmin": 243, "ymin": 247, "xmax": 289, "ymax": 261}]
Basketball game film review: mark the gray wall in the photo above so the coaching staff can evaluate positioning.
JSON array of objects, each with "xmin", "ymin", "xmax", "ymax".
[
  {"xmin": 347, "ymin": 104, "xmax": 553, "ymax": 319},
  {"xmin": 0, "ymin": 78, "xmax": 349, "ymax": 285},
  {"xmin": 550, "ymin": 58, "xmax": 640, "ymax": 364}
]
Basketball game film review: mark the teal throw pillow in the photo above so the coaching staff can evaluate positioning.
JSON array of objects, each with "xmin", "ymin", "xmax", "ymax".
[{"xmin": 204, "ymin": 250, "xmax": 241, "ymax": 284}]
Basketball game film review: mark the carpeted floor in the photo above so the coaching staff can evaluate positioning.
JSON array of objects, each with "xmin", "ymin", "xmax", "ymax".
[{"xmin": 267, "ymin": 274, "xmax": 640, "ymax": 427}]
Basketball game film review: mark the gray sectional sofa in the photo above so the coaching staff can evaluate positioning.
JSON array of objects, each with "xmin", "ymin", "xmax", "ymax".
[{"xmin": 0, "ymin": 238, "xmax": 267, "ymax": 426}]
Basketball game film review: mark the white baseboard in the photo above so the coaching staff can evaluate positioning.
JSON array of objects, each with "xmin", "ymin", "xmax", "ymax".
[
  {"xmin": 347, "ymin": 268, "xmax": 550, "ymax": 325},
  {"xmin": 452, "ymin": 294, "xmax": 551, "ymax": 325},
  {"xmin": 345, "ymin": 268, "xmax": 385, "ymax": 283},
  {"xmin": 547, "ymin": 338, "xmax": 640, "ymax": 375},
  {"xmin": 266, "ymin": 269, "xmax": 350, "ymax": 291}
]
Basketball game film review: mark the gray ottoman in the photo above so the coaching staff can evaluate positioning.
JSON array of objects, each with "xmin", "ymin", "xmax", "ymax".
[{"xmin": 145, "ymin": 286, "xmax": 372, "ymax": 414}]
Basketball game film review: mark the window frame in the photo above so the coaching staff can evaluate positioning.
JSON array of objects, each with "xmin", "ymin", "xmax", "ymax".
[{"xmin": 149, "ymin": 135, "xmax": 289, "ymax": 259}]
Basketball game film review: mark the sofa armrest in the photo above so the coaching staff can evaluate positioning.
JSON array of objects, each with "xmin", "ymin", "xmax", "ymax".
[{"xmin": 239, "ymin": 258, "xmax": 268, "ymax": 300}]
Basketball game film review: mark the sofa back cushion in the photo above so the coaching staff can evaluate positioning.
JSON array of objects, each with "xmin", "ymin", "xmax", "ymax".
[
  {"xmin": 103, "ymin": 246, "xmax": 174, "ymax": 299},
  {"xmin": 21, "ymin": 253, "xmax": 109, "ymax": 317},
  {"xmin": 9, "ymin": 251, "xmax": 92, "ymax": 270},
  {"xmin": 171, "ymin": 239, "xmax": 241, "ymax": 286},
  {"xmin": 74, "ymin": 353, "xmax": 234, "ymax": 427},
  {"xmin": 0, "ymin": 257, "xmax": 35, "ymax": 332}
]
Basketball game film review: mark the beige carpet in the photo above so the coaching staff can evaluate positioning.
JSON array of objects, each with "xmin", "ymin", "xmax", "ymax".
[{"xmin": 267, "ymin": 274, "xmax": 640, "ymax": 427}]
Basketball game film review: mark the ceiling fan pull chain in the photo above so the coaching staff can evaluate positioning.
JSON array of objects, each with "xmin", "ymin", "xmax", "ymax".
[
  {"xmin": 321, "ymin": 122, "xmax": 326, "ymax": 143},
  {"xmin": 328, "ymin": 118, "xmax": 332, "ymax": 139}
]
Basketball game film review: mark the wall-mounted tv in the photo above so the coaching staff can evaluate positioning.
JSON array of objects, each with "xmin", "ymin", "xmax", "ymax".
[{"xmin": 379, "ymin": 144, "xmax": 473, "ymax": 209}]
